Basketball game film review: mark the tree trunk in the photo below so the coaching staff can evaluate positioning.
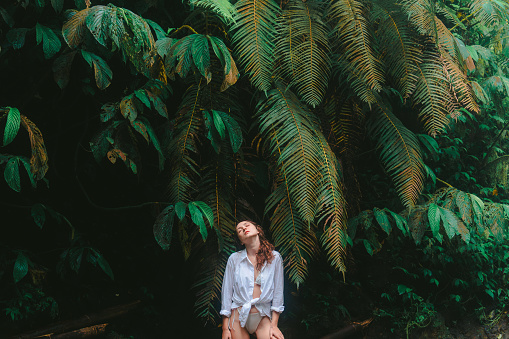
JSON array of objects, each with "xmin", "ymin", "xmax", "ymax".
[{"xmin": 9, "ymin": 300, "xmax": 141, "ymax": 339}]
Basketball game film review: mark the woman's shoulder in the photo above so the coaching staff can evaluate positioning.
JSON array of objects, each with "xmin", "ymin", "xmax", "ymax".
[
  {"xmin": 271, "ymin": 250, "xmax": 282, "ymax": 259},
  {"xmin": 228, "ymin": 249, "xmax": 245, "ymax": 260}
]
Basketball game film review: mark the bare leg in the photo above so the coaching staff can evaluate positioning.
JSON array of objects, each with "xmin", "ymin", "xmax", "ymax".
[
  {"xmin": 230, "ymin": 308, "xmax": 250, "ymax": 339},
  {"xmin": 255, "ymin": 316, "xmax": 271, "ymax": 339}
]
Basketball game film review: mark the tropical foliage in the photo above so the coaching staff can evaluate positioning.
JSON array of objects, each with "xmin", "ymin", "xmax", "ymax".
[{"xmin": 1, "ymin": 0, "xmax": 509, "ymax": 336}]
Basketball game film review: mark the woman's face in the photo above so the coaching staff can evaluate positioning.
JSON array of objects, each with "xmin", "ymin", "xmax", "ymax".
[{"xmin": 236, "ymin": 221, "xmax": 259, "ymax": 244}]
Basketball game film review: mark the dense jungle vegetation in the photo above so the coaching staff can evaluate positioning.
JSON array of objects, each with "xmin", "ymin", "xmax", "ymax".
[{"xmin": 2, "ymin": 0, "xmax": 509, "ymax": 337}]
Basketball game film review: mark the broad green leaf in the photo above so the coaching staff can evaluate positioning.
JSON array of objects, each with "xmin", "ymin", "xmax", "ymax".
[
  {"xmin": 81, "ymin": 50, "xmax": 112, "ymax": 89},
  {"xmin": 0, "ymin": 7, "xmax": 14, "ymax": 27},
  {"xmin": 51, "ymin": 0, "xmax": 64, "ymax": 12},
  {"xmin": 439, "ymin": 207, "xmax": 459, "ymax": 240},
  {"xmin": 192, "ymin": 201, "xmax": 214, "ymax": 228},
  {"xmin": 100, "ymin": 103, "xmax": 117, "ymax": 122},
  {"xmin": 191, "ymin": 34, "xmax": 211, "ymax": 83},
  {"xmin": 4, "ymin": 157, "xmax": 21, "ymax": 192},
  {"xmin": 156, "ymin": 37, "xmax": 177, "ymax": 58},
  {"xmin": 31, "ymin": 203, "xmax": 46, "ymax": 229},
  {"xmin": 188, "ymin": 202, "xmax": 208, "ymax": 241},
  {"xmin": 470, "ymin": 194, "xmax": 485, "ymax": 225},
  {"xmin": 7, "ymin": 28, "xmax": 29, "ymax": 49},
  {"xmin": 119, "ymin": 95, "xmax": 137, "ymax": 122},
  {"xmin": 3, "ymin": 107, "xmax": 21, "ymax": 146},
  {"xmin": 428, "ymin": 203, "xmax": 442, "ymax": 243},
  {"xmin": 36, "ymin": 23, "xmax": 62, "ymax": 59},
  {"xmin": 134, "ymin": 89, "xmax": 151, "ymax": 109},
  {"xmin": 212, "ymin": 110, "xmax": 226, "ymax": 139},
  {"xmin": 146, "ymin": 90, "xmax": 168, "ymax": 119},
  {"xmin": 19, "ymin": 157, "xmax": 36, "ymax": 188},
  {"xmin": 69, "ymin": 247, "xmax": 84, "ymax": 273},
  {"xmin": 175, "ymin": 201, "xmax": 187, "ymax": 221},
  {"xmin": 153, "ymin": 205, "xmax": 175, "ymax": 250},
  {"xmin": 145, "ymin": 19, "xmax": 167, "ymax": 40},
  {"xmin": 90, "ymin": 249, "xmax": 114, "ymax": 280},
  {"xmin": 13, "ymin": 253, "xmax": 29, "ymax": 283},
  {"xmin": 388, "ymin": 210, "xmax": 408, "ymax": 235},
  {"xmin": 52, "ymin": 51, "xmax": 78, "ymax": 89},
  {"xmin": 136, "ymin": 117, "xmax": 164, "ymax": 168},
  {"xmin": 374, "ymin": 207, "xmax": 391, "ymax": 235},
  {"xmin": 131, "ymin": 119, "xmax": 149, "ymax": 142},
  {"xmin": 35, "ymin": 0, "xmax": 45, "ymax": 8}
]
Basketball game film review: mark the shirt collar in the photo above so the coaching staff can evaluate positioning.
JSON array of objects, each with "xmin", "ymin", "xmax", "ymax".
[{"xmin": 239, "ymin": 249, "xmax": 268, "ymax": 270}]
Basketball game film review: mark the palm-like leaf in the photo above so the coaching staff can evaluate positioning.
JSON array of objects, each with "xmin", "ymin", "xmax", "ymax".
[
  {"xmin": 168, "ymin": 81, "xmax": 204, "ymax": 204},
  {"xmin": 231, "ymin": 0, "xmax": 280, "ymax": 92},
  {"xmin": 401, "ymin": 0, "xmax": 461, "ymax": 62},
  {"xmin": 373, "ymin": 0, "xmax": 421, "ymax": 98},
  {"xmin": 368, "ymin": 99, "xmax": 425, "ymax": 208},
  {"xmin": 257, "ymin": 86, "xmax": 323, "ymax": 223},
  {"xmin": 328, "ymin": 0, "xmax": 384, "ymax": 103},
  {"xmin": 316, "ymin": 134, "xmax": 348, "ymax": 272},
  {"xmin": 412, "ymin": 49, "xmax": 453, "ymax": 136},
  {"xmin": 269, "ymin": 181, "xmax": 319, "ymax": 287},
  {"xmin": 275, "ymin": 0, "xmax": 330, "ymax": 107},
  {"xmin": 189, "ymin": 0, "xmax": 236, "ymax": 25},
  {"xmin": 470, "ymin": 0, "xmax": 509, "ymax": 27},
  {"xmin": 324, "ymin": 92, "xmax": 364, "ymax": 156}
]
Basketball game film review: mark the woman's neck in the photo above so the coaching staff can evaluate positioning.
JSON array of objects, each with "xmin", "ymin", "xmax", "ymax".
[{"xmin": 244, "ymin": 236, "xmax": 260, "ymax": 256}]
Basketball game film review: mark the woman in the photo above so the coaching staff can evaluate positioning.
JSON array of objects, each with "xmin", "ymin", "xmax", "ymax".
[{"xmin": 220, "ymin": 220, "xmax": 285, "ymax": 339}]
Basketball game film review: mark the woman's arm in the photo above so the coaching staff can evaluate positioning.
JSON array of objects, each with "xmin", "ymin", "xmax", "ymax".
[{"xmin": 220, "ymin": 254, "xmax": 235, "ymax": 336}]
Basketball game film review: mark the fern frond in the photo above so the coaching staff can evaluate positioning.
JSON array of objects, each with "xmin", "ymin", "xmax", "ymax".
[
  {"xmin": 189, "ymin": 0, "xmax": 236, "ymax": 25},
  {"xmin": 373, "ymin": 1, "xmax": 421, "ymax": 98},
  {"xmin": 412, "ymin": 49, "xmax": 452, "ymax": 136},
  {"xmin": 276, "ymin": 0, "xmax": 330, "ymax": 107},
  {"xmin": 316, "ymin": 133, "xmax": 348, "ymax": 272},
  {"xmin": 328, "ymin": 0, "xmax": 384, "ymax": 103},
  {"xmin": 368, "ymin": 99, "xmax": 425, "ymax": 208},
  {"xmin": 324, "ymin": 92, "xmax": 364, "ymax": 155},
  {"xmin": 470, "ymin": 0, "xmax": 509, "ymax": 27},
  {"xmin": 440, "ymin": 54, "xmax": 480, "ymax": 113},
  {"xmin": 401, "ymin": 0, "xmax": 461, "ymax": 61},
  {"xmin": 269, "ymin": 182, "xmax": 319, "ymax": 287},
  {"xmin": 257, "ymin": 86, "xmax": 323, "ymax": 223},
  {"xmin": 168, "ymin": 81, "xmax": 204, "ymax": 204},
  {"xmin": 231, "ymin": 0, "xmax": 280, "ymax": 91}
]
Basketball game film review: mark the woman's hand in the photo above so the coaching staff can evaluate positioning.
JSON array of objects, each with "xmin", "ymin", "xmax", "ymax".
[
  {"xmin": 269, "ymin": 325, "xmax": 284, "ymax": 339},
  {"xmin": 222, "ymin": 328, "xmax": 232, "ymax": 339}
]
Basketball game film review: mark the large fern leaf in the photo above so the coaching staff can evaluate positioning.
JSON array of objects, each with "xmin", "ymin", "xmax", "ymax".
[
  {"xmin": 189, "ymin": 0, "xmax": 236, "ymax": 25},
  {"xmin": 257, "ymin": 86, "xmax": 323, "ymax": 223},
  {"xmin": 269, "ymin": 181, "xmax": 319, "ymax": 287},
  {"xmin": 168, "ymin": 82, "xmax": 204, "ymax": 204},
  {"xmin": 231, "ymin": 0, "xmax": 280, "ymax": 91},
  {"xmin": 328, "ymin": 0, "xmax": 384, "ymax": 103},
  {"xmin": 412, "ymin": 49, "xmax": 452, "ymax": 136},
  {"xmin": 372, "ymin": 1, "xmax": 421, "ymax": 98},
  {"xmin": 368, "ymin": 100, "xmax": 425, "ymax": 208},
  {"xmin": 275, "ymin": 0, "xmax": 330, "ymax": 107},
  {"xmin": 316, "ymin": 134, "xmax": 348, "ymax": 272},
  {"xmin": 470, "ymin": 0, "xmax": 509, "ymax": 27}
]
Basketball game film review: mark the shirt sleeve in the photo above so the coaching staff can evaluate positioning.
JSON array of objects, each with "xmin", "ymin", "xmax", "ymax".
[
  {"xmin": 271, "ymin": 252, "xmax": 285, "ymax": 313},
  {"xmin": 220, "ymin": 253, "xmax": 235, "ymax": 317}
]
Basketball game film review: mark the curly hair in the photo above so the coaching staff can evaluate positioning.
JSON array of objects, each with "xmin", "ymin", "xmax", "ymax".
[{"xmin": 241, "ymin": 220, "xmax": 275, "ymax": 271}]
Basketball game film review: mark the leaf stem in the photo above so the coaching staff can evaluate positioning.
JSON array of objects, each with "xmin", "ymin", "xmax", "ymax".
[{"xmin": 170, "ymin": 25, "xmax": 199, "ymax": 37}]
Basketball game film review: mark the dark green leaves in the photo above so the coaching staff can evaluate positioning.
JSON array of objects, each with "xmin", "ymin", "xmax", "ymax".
[
  {"xmin": 165, "ymin": 34, "xmax": 239, "ymax": 89},
  {"xmin": 36, "ymin": 23, "xmax": 61, "ymax": 59},
  {"xmin": 3, "ymin": 107, "xmax": 20, "ymax": 146},
  {"xmin": 203, "ymin": 110, "xmax": 243, "ymax": 153},
  {"xmin": 13, "ymin": 253, "xmax": 29, "ymax": 283},
  {"xmin": 81, "ymin": 50, "xmax": 112, "ymax": 89},
  {"xmin": 4, "ymin": 157, "xmax": 21, "ymax": 192},
  {"xmin": 31, "ymin": 203, "xmax": 46, "ymax": 229},
  {"xmin": 231, "ymin": 0, "xmax": 280, "ymax": 91}
]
